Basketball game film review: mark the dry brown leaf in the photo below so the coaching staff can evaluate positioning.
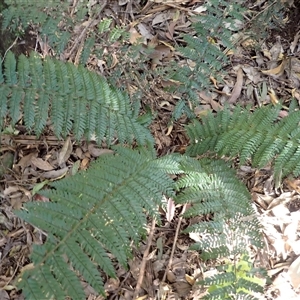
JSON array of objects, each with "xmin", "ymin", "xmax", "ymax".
[
  {"xmin": 80, "ymin": 157, "xmax": 90, "ymax": 170},
  {"xmin": 268, "ymin": 88, "xmax": 279, "ymax": 105},
  {"xmin": 31, "ymin": 156, "xmax": 54, "ymax": 171},
  {"xmin": 16, "ymin": 152, "xmax": 37, "ymax": 169},
  {"xmin": 88, "ymin": 144, "xmax": 114, "ymax": 157},
  {"xmin": 58, "ymin": 137, "xmax": 72, "ymax": 165},
  {"xmin": 288, "ymin": 256, "xmax": 300, "ymax": 289},
  {"xmin": 129, "ymin": 27, "xmax": 143, "ymax": 44},
  {"xmin": 228, "ymin": 67, "xmax": 243, "ymax": 104},
  {"xmin": 42, "ymin": 167, "xmax": 68, "ymax": 179},
  {"xmin": 261, "ymin": 59, "xmax": 287, "ymax": 76}
]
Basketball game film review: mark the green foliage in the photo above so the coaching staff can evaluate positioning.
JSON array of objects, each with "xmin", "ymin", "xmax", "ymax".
[
  {"xmin": 15, "ymin": 147, "xmax": 180, "ymax": 299},
  {"xmin": 186, "ymin": 105, "xmax": 300, "ymax": 183},
  {"xmin": 176, "ymin": 157, "xmax": 262, "ymax": 260},
  {"xmin": 3, "ymin": 1, "xmax": 292, "ymax": 299},
  {"xmin": 2, "ymin": 0, "xmax": 74, "ymax": 53},
  {"xmin": 164, "ymin": 0, "xmax": 245, "ymax": 107},
  {"xmin": 174, "ymin": 156, "xmax": 264, "ymax": 299},
  {"xmin": 15, "ymin": 150, "xmax": 266, "ymax": 299},
  {"xmin": 204, "ymin": 254, "xmax": 265, "ymax": 300},
  {"xmin": 0, "ymin": 51, "xmax": 152, "ymax": 145}
]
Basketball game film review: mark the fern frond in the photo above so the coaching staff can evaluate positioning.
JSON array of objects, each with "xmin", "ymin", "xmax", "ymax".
[
  {"xmin": 3, "ymin": 0, "xmax": 74, "ymax": 53},
  {"xmin": 186, "ymin": 105, "xmax": 300, "ymax": 180},
  {"xmin": 175, "ymin": 157, "xmax": 262, "ymax": 259},
  {"xmin": 203, "ymin": 254, "xmax": 264, "ymax": 299},
  {"xmin": 166, "ymin": 0, "xmax": 245, "ymax": 109},
  {"xmin": 0, "ymin": 52, "xmax": 153, "ymax": 145},
  {"xmin": 15, "ymin": 147, "xmax": 178, "ymax": 299}
]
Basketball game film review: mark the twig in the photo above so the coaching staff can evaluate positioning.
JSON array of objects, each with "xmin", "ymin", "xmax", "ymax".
[
  {"xmin": 2, "ymin": 37, "xmax": 18, "ymax": 63},
  {"xmin": 133, "ymin": 218, "xmax": 156, "ymax": 299},
  {"xmin": 161, "ymin": 203, "xmax": 187, "ymax": 283}
]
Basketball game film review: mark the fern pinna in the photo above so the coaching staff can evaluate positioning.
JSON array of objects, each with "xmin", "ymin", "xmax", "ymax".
[
  {"xmin": 0, "ymin": 51, "xmax": 152, "ymax": 145},
  {"xmin": 15, "ymin": 147, "xmax": 179, "ymax": 299},
  {"xmin": 186, "ymin": 105, "xmax": 300, "ymax": 183}
]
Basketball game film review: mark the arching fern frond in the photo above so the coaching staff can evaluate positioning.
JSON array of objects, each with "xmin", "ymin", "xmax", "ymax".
[
  {"xmin": 15, "ymin": 147, "xmax": 179, "ymax": 300},
  {"xmin": 174, "ymin": 156, "xmax": 263, "ymax": 299},
  {"xmin": 186, "ymin": 105, "xmax": 300, "ymax": 181},
  {"xmin": 175, "ymin": 157, "xmax": 262, "ymax": 259},
  {"xmin": 0, "ymin": 51, "xmax": 153, "ymax": 145}
]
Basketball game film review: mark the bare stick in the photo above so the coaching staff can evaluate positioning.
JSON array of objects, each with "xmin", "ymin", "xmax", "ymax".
[{"xmin": 133, "ymin": 218, "xmax": 156, "ymax": 299}]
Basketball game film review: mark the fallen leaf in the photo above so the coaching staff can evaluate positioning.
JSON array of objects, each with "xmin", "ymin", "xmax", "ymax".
[
  {"xmin": 42, "ymin": 167, "xmax": 68, "ymax": 179},
  {"xmin": 31, "ymin": 156, "xmax": 54, "ymax": 171},
  {"xmin": 166, "ymin": 197, "xmax": 175, "ymax": 222},
  {"xmin": 288, "ymin": 255, "xmax": 300, "ymax": 289},
  {"xmin": 58, "ymin": 137, "xmax": 72, "ymax": 165},
  {"xmin": 261, "ymin": 59, "xmax": 287, "ymax": 76},
  {"xmin": 228, "ymin": 67, "xmax": 243, "ymax": 104},
  {"xmin": 88, "ymin": 144, "xmax": 114, "ymax": 157}
]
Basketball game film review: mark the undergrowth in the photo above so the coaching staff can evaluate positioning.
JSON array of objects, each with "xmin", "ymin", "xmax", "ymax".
[{"xmin": 0, "ymin": 0, "xmax": 293, "ymax": 299}]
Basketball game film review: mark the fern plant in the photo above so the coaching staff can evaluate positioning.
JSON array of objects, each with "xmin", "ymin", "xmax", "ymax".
[
  {"xmin": 203, "ymin": 254, "xmax": 265, "ymax": 300},
  {"xmin": 15, "ymin": 147, "xmax": 265, "ymax": 299},
  {"xmin": 186, "ymin": 104, "xmax": 300, "ymax": 184},
  {"xmin": 0, "ymin": 51, "xmax": 152, "ymax": 145},
  {"xmin": 2, "ymin": 0, "xmax": 87, "ymax": 54},
  {"xmin": 176, "ymin": 157, "xmax": 262, "ymax": 259},
  {"xmin": 161, "ymin": 0, "xmax": 245, "ymax": 118},
  {"xmin": 15, "ymin": 146, "xmax": 181, "ymax": 299},
  {"xmin": 175, "ymin": 156, "xmax": 264, "ymax": 299}
]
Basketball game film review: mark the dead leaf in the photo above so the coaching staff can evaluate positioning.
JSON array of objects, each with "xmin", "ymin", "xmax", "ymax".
[
  {"xmin": 261, "ymin": 59, "xmax": 287, "ymax": 76},
  {"xmin": 58, "ymin": 137, "xmax": 72, "ymax": 165},
  {"xmin": 268, "ymin": 89, "xmax": 279, "ymax": 105},
  {"xmin": 166, "ymin": 197, "xmax": 175, "ymax": 222},
  {"xmin": 288, "ymin": 255, "xmax": 300, "ymax": 289},
  {"xmin": 31, "ymin": 157, "xmax": 54, "ymax": 171},
  {"xmin": 228, "ymin": 67, "xmax": 243, "ymax": 104},
  {"xmin": 88, "ymin": 144, "xmax": 114, "ymax": 157},
  {"xmin": 129, "ymin": 27, "xmax": 143, "ymax": 44},
  {"xmin": 42, "ymin": 167, "xmax": 68, "ymax": 179}
]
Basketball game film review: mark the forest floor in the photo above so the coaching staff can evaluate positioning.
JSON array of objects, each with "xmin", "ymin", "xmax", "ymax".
[{"xmin": 1, "ymin": 0, "xmax": 300, "ymax": 299}]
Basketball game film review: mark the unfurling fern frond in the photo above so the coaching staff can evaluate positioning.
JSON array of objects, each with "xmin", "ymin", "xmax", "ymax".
[
  {"xmin": 186, "ymin": 105, "xmax": 300, "ymax": 182},
  {"xmin": 0, "ymin": 51, "xmax": 153, "ymax": 145},
  {"xmin": 15, "ymin": 147, "xmax": 180, "ymax": 300}
]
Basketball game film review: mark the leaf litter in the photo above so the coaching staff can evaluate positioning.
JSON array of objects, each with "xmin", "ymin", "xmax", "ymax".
[{"xmin": 1, "ymin": 0, "xmax": 300, "ymax": 299}]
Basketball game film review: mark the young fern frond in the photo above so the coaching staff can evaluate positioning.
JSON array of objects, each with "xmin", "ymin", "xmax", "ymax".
[
  {"xmin": 16, "ymin": 147, "xmax": 180, "ymax": 300},
  {"xmin": 186, "ymin": 105, "xmax": 300, "ymax": 181},
  {"xmin": 0, "ymin": 51, "xmax": 153, "ymax": 145}
]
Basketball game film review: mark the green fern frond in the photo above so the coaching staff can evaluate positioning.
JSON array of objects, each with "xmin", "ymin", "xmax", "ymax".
[
  {"xmin": 175, "ymin": 156, "xmax": 262, "ymax": 261},
  {"xmin": 2, "ymin": 0, "xmax": 75, "ymax": 53},
  {"xmin": 0, "ymin": 51, "xmax": 153, "ymax": 145},
  {"xmin": 203, "ymin": 254, "xmax": 265, "ymax": 300},
  {"xmin": 186, "ymin": 105, "xmax": 300, "ymax": 180},
  {"xmin": 166, "ymin": 0, "xmax": 245, "ymax": 108},
  {"xmin": 15, "ymin": 147, "xmax": 178, "ymax": 299}
]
